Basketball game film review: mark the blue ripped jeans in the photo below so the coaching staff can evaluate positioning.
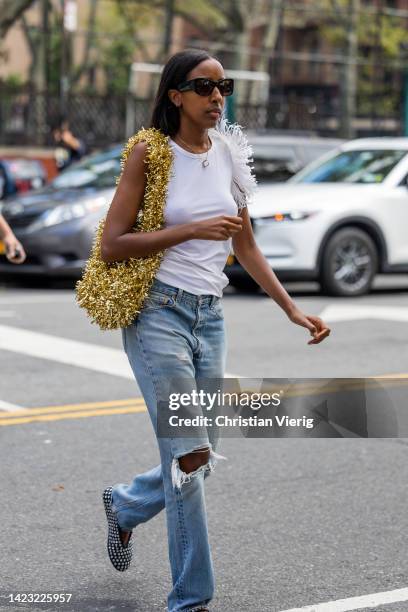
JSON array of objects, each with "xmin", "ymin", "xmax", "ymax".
[{"xmin": 111, "ymin": 278, "xmax": 228, "ymax": 612}]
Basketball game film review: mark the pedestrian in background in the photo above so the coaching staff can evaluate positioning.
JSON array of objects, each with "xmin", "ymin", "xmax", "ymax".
[
  {"xmin": 0, "ymin": 214, "xmax": 26, "ymax": 263},
  {"xmin": 100, "ymin": 48, "xmax": 331, "ymax": 612},
  {"xmin": 51, "ymin": 116, "xmax": 87, "ymax": 171}
]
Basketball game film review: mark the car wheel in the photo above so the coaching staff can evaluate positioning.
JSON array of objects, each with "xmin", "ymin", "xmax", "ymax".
[
  {"xmin": 319, "ymin": 227, "xmax": 378, "ymax": 297},
  {"xmin": 229, "ymin": 276, "xmax": 260, "ymax": 293}
]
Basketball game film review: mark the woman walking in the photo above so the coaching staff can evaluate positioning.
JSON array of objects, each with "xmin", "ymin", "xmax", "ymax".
[{"xmin": 100, "ymin": 49, "xmax": 330, "ymax": 612}]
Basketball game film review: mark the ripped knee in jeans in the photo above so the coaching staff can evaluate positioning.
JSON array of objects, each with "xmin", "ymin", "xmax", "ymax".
[{"xmin": 171, "ymin": 445, "xmax": 227, "ymax": 490}]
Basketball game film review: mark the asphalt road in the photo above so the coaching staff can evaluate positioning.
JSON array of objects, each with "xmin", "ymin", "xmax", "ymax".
[{"xmin": 1, "ymin": 274, "xmax": 408, "ymax": 612}]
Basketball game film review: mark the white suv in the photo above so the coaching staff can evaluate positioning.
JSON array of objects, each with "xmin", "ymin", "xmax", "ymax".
[{"xmin": 226, "ymin": 138, "xmax": 408, "ymax": 296}]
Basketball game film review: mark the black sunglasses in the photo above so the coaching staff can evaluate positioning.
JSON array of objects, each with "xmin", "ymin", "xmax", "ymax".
[{"xmin": 177, "ymin": 78, "xmax": 234, "ymax": 97}]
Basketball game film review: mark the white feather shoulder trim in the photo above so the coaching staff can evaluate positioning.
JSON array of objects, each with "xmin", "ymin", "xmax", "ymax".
[{"xmin": 211, "ymin": 116, "xmax": 258, "ymax": 211}]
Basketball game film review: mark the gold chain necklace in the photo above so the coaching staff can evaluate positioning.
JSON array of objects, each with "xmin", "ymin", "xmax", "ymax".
[{"xmin": 174, "ymin": 134, "xmax": 211, "ymax": 168}]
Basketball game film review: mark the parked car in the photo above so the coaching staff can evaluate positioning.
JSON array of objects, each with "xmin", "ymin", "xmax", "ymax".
[
  {"xmin": 0, "ymin": 145, "xmax": 121, "ymax": 276},
  {"xmin": 226, "ymin": 137, "xmax": 408, "ymax": 296},
  {"xmin": 3, "ymin": 136, "xmax": 408, "ymax": 298},
  {"xmin": 0, "ymin": 132, "xmax": 345, "ymax": 278},
  {"xmin": 0, "ymin": 158, "xmax": 47, "ymax": 200}
]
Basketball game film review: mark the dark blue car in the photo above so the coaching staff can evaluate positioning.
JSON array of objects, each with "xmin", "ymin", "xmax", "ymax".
[{"xmin": 0, "ymin": 145, "xmax": 122, "ymax": 277}]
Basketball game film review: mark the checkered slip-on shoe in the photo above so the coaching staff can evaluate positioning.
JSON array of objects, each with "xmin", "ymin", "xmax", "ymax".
[{"xmin": 102, "ymin": 486, "xmax": 133, "ymax": 572}]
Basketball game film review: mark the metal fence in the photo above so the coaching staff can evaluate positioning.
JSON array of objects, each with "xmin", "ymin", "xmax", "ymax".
[
  {"xmin": 0, "ymin": 87, "xmax": 404, "ymax": 150},
  {"xmin": 0, "ymin": 87, "xmax": 130, "ymax": 148}
]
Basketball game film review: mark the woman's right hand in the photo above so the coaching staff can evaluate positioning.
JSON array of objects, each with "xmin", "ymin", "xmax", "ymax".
[
  {"xmin": 191, "ymin": 215, "xmax": 243, "ymax": 241},
  {"xmin": 4, "ymin": 234, "xmax": 26, "ymax": 264}
]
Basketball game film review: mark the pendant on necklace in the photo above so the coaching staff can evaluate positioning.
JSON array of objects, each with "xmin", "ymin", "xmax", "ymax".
[{"xmin": 202, "ymin": 159, "xmax": 209, "ymax": 168}]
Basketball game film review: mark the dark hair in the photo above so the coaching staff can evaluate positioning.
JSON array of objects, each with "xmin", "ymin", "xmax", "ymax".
[
  {"xmin": 150, "ymin": 49, "xmax": 213, "ymax": 137},
  {"xmin": 50, "ymin": 115, "xmax": 68, "ymax": 132}
]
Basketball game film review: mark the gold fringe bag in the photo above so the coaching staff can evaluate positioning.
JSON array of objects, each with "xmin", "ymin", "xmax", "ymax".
[{"xmin": 75, "ymin": 127, "xmax": 174, "ymax": 330}]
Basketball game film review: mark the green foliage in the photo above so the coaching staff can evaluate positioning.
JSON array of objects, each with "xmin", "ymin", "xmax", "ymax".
[
  {"xmin": 317, "ymin": 0, "xmax": 406, "ymax": 117},
  {"xmin": 101, "ymin": 37, "xmax": 135, "ymax": 95},
  {"xmin": 95, "ymin": 1, "xmax": 149, "ymax": 94},
  {"xmin": 94, "ymin": 0, "xmax": 229, "ymax": 93},
  {"xmin": 379, "ymin": 16, "xmax": 407, "ymax": 58},
  {"xmin": 317, "ymin": 0, "xmax": 406, "ymax": 59},
  {"xmin": 174, "ymin": 0, "xmax": 228, "ymax": 29},
  {"xmin": 2, "ymin": 73, "xmax": 25, "ymax": 89}
]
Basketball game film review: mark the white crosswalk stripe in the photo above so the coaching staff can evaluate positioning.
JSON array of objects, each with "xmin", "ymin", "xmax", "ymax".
[
  {"xmin": 0, "ymin": 400, "xmax": 26, "ymax": 412},
  {"xmin": 0, "ymin": 324, "xmax": 239, "ymax": 385},
  {"xmin": 320, "ymin": 304, "xmax": 408, "ymax": 322},
  {"xmin": 0, "ymin": 324, "xmax": 134, "ymax": 379},
  {"xmin": 279, "ymin": 586, "xmax": 408, "ymax": 611}
]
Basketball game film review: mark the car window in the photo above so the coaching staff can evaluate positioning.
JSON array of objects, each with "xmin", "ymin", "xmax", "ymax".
[
  {"xmin": 252, "ymin": 157, "xmax": 295, "ymax": 182},
  {"xmin": 50, "ymin": 147, "xmax": 122, "ymax": 189},
  {"xmin": 290, "ymin": 149, "xmax": 407, "ymax": 184},
  {"xmin": 250, "ymin": 141, "xmax": 343, "ymax": 182},
  {"xmin": 250, "ymin": 143, "xmax": 299, "ymax": 182}
]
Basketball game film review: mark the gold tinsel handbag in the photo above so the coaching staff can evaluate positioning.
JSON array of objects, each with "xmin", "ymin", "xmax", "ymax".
[{"xmin": 75, "ymin": 127, "xmax": 174, "ymax": 330}]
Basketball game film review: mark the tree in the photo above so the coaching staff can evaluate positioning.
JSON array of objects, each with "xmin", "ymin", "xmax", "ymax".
[
  {"xmin": 320, "ymin": 0, "xmax": 407, "ymax": 134},
  {"xmin": 0, "ymin": 0, "xmax": 37, "ymax": 38},
  {"xmin": 97, "ymin": 0, "xmax": 226, "ymax": 94},
  {"xmin": 71, "ymin": 0, "xmax": 99, "ymax": 87}
]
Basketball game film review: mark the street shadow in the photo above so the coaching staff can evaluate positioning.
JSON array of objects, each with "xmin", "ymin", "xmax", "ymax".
[
  {"xmin": 225, "ymin": 276, "xmax": 408, "ymax": 299},
  {"xmin": 0, "ymin": 274, "xmax": 78, "ymax": 290}
]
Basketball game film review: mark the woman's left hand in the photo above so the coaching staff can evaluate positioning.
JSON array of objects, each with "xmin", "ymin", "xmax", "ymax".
[{"xmin": 288, "ymin": 308, "xmax": 331, "ymax": 345}]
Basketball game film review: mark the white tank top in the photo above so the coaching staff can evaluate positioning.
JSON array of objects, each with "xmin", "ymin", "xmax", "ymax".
[{"xmin": 155, "ymin": 131, "xmax": 239, "ymax": 297}]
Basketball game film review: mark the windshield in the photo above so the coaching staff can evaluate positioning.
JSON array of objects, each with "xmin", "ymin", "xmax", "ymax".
[
  {"xmin": 290, "ymin": 149, "xmax": 407, "ymax": 184},
  {"xmin": 50, "ymin": 147, "xmax": 122, "ymax": 189}
]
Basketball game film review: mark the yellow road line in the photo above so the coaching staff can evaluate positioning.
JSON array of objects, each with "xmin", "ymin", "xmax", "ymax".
[
  {"xmin": 0, "ymin": 405, "xmax": 147, "ymax": 426},
  {"xmin": 0, "ymin": 397, "xmax": 146, "ymax": 419},
  {"xmin": 374, "ymin": 373, "xmax": 408, "ymax": 379},
  {"xmin": 239, "ymin": 377, "xmax": 408, "ymax": 399}
]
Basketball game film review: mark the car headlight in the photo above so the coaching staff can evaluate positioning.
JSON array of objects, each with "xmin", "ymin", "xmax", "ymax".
[
  {"xmin": 27, "ymin": 196, "xmax": 108, "ymax": 232},
  {"xmin": 254, "ymin": 211, "xmax": 318, "ymax": 224}
]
